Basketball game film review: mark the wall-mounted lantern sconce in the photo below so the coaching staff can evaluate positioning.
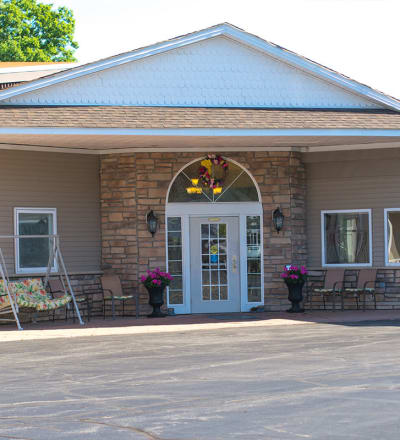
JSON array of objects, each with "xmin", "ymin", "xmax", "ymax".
[
  {"xmin": 146, "ymin": 210, "xmax": 158, "ymax": 237},
  {"xmin": 272, "ymin": 207, "xmax": 284, "ymax": 233}
]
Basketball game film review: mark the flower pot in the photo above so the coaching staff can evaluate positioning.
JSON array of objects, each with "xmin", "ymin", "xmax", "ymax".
[
  {"xmin": 285, "ymin": 281, "xmax": 305, "ymax": 313},
  {"xmin": 146, "ymin": 286, "xmax": 167, "ymax": 318}
]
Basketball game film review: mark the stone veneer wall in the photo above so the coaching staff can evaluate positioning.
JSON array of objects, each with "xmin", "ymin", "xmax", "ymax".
[{"xmin": 100, "ymin": 151, "xmax": 307, "ymax": 313}]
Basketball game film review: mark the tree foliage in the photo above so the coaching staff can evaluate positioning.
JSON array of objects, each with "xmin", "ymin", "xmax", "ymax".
[{"xmin": 0, "ymin": 0, "xmax": 78, "ymax": 62}]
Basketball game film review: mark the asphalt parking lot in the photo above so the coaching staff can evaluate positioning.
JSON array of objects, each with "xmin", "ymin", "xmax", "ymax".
[{"xmin": 1, "ymin": 320, "xmax": 400, "ymax": 439}]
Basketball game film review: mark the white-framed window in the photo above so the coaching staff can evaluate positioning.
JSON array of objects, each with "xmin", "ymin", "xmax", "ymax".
[
  {"xmin": 321, "ymin": 209, "xmax": 372, "ymax": 267},
  {"xmin": 384, "ymin": 208, "xmax": 400, "ymax": 266},
  {"xmin": 14, "ymin": 208, "xmax": 57, "ymax": 274},
  {"xmin": 166, "ymin": 216, "xmax": 184, "ymax": 306}
]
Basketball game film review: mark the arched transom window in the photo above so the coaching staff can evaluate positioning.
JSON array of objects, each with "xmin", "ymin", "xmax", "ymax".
[{"xmin": 168, "ymin": 157, "xmax": 259, "ymax": 203}]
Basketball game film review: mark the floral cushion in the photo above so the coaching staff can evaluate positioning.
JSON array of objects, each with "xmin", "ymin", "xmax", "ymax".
[
  {"xmin": 0, "ymin": 280, "xmax": 16, "ymax": 307},
  {"xmin": 345, "ymin": 288, "xmax": 375, "ymax": 293},
  {"xmin": 0, "ymin": 278, "xmax": 71, "ymax": 311},
  {"xmin": 313, "ymin": 288, "xmax": 342, "ymax": 293},
  {"xmin": 104, "ymin": 295, "xmax": 134, "ymax": 300}
]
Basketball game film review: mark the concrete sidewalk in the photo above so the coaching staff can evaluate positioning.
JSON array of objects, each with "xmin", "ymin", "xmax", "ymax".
[{"xmin": 1, "ymin": 310, "xmax": 399, "ymax": 342}]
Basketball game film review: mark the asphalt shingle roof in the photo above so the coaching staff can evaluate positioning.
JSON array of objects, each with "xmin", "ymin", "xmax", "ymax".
[{"xmin": 0, "ymin": 106, "xmax": 399, "ymax": 130}]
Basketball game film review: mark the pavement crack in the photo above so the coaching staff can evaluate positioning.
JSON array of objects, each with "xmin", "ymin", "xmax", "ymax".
[
  {"xmin": 79, "ymin": 418, "xmax": 195, "ymax": 440},
  {"xmin": 0, "ymin": 435, "xmax": 34, "ymax": 440}
]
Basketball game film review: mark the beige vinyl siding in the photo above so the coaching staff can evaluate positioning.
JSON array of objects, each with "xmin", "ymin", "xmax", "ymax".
[
  {"xmin": 0, "ymin": 149, "xmax": 100, "ymax": 274},
  {"xmin": 305, "ymin": 148, "xmax": 400, "ymax": 268}
]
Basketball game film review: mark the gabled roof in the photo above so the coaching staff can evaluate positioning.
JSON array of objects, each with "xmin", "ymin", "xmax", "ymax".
[{"xmin": 0, "ymin": 23, "xmax": 398, "ymax": 111}]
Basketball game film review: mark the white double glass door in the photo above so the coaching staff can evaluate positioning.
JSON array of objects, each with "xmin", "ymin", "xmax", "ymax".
[{"xmin": 190, "ymin": 216, "xmax": 241, "ymax": 313}]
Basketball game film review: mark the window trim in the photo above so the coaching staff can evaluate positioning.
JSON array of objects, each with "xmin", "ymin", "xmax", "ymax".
[
  {"xmin": 321, "ymin": 209, "xmax": 372, "ymax": 267},
  {"xmin": 14, "ymin": 207, "xmax": 58, "ymax": 274},
  {"xmin": 384, "ymin": 208, "xmax": 400, "ymax": 266}
]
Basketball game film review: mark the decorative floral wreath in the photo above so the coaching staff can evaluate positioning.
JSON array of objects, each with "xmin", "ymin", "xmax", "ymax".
[{"xmin": 198, "ymin": 154, "xmax": 229, "ymax": 189}]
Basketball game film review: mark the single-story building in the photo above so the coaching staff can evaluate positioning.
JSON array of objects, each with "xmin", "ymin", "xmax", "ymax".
[{"xmin": 1, "ymin": 23, "xmax": 400, "ymax": 315}]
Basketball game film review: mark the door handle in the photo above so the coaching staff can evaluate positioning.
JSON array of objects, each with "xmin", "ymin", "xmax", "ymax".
[{"xmin": 232, "ymin": 255, "xmax": 237, "ymax": 273}]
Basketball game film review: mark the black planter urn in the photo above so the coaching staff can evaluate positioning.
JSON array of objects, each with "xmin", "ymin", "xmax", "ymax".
[
  {"xmin": 285, "ymin": 281, "xmax": 305, "ymax": 313},
  {"xmin": 146, "ymin": 286, "xmax": 167, "ymax": 318}
]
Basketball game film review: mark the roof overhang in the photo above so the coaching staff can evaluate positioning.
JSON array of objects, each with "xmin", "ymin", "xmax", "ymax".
[{"xmin": 0, "ymin": 129, "xmax": 399, "ymax": 155}]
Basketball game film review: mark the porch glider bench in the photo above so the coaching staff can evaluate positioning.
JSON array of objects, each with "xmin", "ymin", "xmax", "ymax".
[{"xmin": 0, "ymin": 278, "xmax": 71, "ymax": 313}]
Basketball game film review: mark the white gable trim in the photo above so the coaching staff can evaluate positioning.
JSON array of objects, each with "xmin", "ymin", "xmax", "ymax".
[{"xmin": 0, "ymin": 23, "xmax": 399, "ymax": 111}]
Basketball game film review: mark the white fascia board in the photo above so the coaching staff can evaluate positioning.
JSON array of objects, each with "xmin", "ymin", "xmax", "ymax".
[
  {"xmin": 1, "ymin": 127, "xmax": 400, "ymax": 137},
  {"xmin": 0, "ymin": 23, "xmax": 399, "ymax": 111}
]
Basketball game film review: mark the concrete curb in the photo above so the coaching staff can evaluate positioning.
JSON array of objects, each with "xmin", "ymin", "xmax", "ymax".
[
  {"xmin": 1, "ymin": 318, "xmax": 307, "ymax": 342},
  {"xmin": 2, "ymin": 311, "xmax": 400, "ymax": 342}
]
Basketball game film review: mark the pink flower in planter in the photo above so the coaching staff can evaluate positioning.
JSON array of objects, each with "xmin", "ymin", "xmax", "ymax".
[
  {"xmin": 290, "ymin": 274, "xmax": 299, "ymax": 279},
  {"xmin": 300, "ymin": 266, "xmax": 307, "ymax": 275},
  {"xmin": 281, "ymin": 273, "xmax": 288, "ymax": 278},
  {"xmin": 140, "ymin": 275, "xmax": 147, "ymax": 283},
  {"xmin": 152, "ymin": 279, "xmax": 159, "ymax": 285}
]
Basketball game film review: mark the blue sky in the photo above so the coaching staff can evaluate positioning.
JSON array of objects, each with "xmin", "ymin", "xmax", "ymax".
[{"xmin": 42, "ymin": 0, "xmax": 400, "ymax": 99}]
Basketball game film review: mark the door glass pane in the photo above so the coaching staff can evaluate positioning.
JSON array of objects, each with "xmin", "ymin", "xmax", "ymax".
[
  {"xmin": 167, "ymin": 217, "xmax": 181, "ymax": 231},
  {"xmin": 210, "ymin": 224, "xmax": 218, "ymax": 238},
  {"xmin": 202, "ymin": 270, "xmax": 210, "ymax": 284},
  {"xmin": 167, "ymin": 217, "xmax": 184, "ymax": 305},
  {"xmin": 202, "ymin": 286, "xmax": 210, "ymax": 301},
  {"xmin": 201, "ymin": 222, "xmax": 229, "ymax": 301},
  {"xmin": 168, "ymin": 231, "xmax": 181, "ymax": 246},
  {"xmin": 246, "ymin": 216, "xmax": 262, "ymax": 302},
  {"xmin": 170, "ymin": 291, "xmax": 183, "ymax": 304},
  {"xmin": 248, "ymin": 288, "xmax": 261, "ymax": 303},
  {"xmin": 168, "ymin": 261, "xmax": 182, "ymax": 274},
  {"xmin": 18, "ymin": 212, "xmax": 54, "ymax": 269},
  {"xmin": 211, "ymin": 286, "xmax": 219, "ymax": 300},
  {"xmin": 324, "ymin": 212, "xmax": 370, "ymax": 264}
]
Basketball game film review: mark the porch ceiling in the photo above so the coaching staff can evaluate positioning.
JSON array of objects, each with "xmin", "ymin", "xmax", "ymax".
[{"xmin": 0, "ymin": 133, "xmax": 399, "ymax": 154}]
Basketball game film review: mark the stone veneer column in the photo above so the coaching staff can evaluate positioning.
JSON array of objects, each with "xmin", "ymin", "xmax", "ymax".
[{"xmin": 100, "ymin": 151, "xmax": 306, "ymax": 313}]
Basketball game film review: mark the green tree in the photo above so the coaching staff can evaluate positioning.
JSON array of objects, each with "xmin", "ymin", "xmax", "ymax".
[{"xmin": 0, "ymin": 0, "xmax": 78, "ymax": 62}]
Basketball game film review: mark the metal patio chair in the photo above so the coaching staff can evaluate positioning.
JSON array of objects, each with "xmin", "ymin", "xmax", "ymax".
[
  {"xmin": 308, "ymin": 269, "xmax": 345, "ymax": 310},
  {"xmin": 100, "ymin": 275, "xmax": 139, "ymax": 319},
  {"xmin": 48, "ymin": 278, "xmax": 90, "ymax": 322},
  {"xmin": 344, "ymin": 269, "xmax": 378, "ymax": 311}
]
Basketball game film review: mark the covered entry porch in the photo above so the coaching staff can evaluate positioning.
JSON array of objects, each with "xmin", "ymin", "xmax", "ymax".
[{"xmin": 0, "ymin": 106, "xmax": 400, "ymax": 315}]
